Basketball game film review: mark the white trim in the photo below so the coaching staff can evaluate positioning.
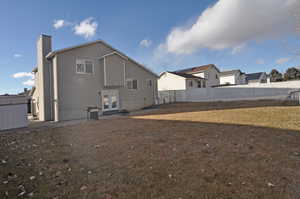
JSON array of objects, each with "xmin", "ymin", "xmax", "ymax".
[
  {"xmin": 101, "ymin": 89, "xmax": 119, "ymax": 111},
  {"xmin": 76, "ymin": 59, "xmax": 94, "ymax": 75},
  {"xmin": 126, "ymin": 78, "xmax": 138, "ymax": 90},
  {"xmin": 98, "ymin": 51, "xmax": 128, "ymax": 60},
  {"xmin": 123, "ymin": 60, "xmax": 126, "ymax": 86},
  {"xmin": 146, "ymin": 79, "xmax": 153, "ymax": 88},
  {"xmin": 46, "ymin": 39, "xmax": 158, "ymax": 78},
  {"xmin": 126, "ymin": 78, "xmax": 132, "ymax": 89},
  {"xmin": 104, "ymin": 56, "xmax": 107, "ymax": 86}
]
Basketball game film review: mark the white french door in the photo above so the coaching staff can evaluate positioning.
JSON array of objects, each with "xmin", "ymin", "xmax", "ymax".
[{"xmin": 102, "ymin": 90, "xmax": 119, "ymax": 111}]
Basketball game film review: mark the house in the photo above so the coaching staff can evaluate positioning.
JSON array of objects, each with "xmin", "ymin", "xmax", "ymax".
[
  {"xmin": 158, "ymin": 71, "xmax": 207, "ymax": 91},
  {"xmin": 31, "ymin": 35, "xmax": 158, "ymax": 122},
  {"xmin": 219, "ymin": 69, "xmax": 246, "ymax": 85},
  {"xmin": 0, "ymin": 95, "xmax": 28, "ymax": 130},
  {"xmin": 159, "ymin": 64, "xmax": 220, "ymax": 90},
  {"xmin": 245, "ymin": 72, "xmax": 267, "ymax": 84},
  {"xmin": 174, "ymin": 64, "xmax": 220, "ymax": 87}
]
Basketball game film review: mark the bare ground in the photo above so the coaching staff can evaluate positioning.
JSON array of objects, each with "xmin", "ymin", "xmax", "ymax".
[{"xmin": 0, "ymin": 100, "xmax": 300, "ymax": 199}]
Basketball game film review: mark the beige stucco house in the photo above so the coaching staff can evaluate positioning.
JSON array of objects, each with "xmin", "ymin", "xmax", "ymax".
[
  {"xmin": 158, "ymin": 71, "xmax": 207, "ymax": 91},
  {"xmin": 158, "ymin": 64, "xmax": 220, "ymax": 90},
  {"xmin": 219, "ymin": 69, "xmax": 246, "ymax": 85},
  {"xmin": 31, "ymin": 35, "xmax": 158, "ymax": 121},
  {"xmin": 172, "ymin": 64, "xmax": 220, "ymax": 87}
]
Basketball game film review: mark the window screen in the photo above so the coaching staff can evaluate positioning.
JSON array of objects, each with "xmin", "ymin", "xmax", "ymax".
[
  {"xmin": 76, "ymin": 59, "xmax": 94, "ymax": 74},
  {"xmin": 147, "ymin": 79, "xmax": 152, "ymax": 87},
  {"xmin": 76, "ymin": 60, "xmax": 85, "ymax": 73},
  {"xmin": 126, "ymin": 80, "xmax": 133, "ymax": 89},
  {"xmin": 85, "ymin": 60, "xmax": 93, "ymax": 74},
  {"xmin": 126, "ymin": 79, "xmax": 138, "ymax": 90},
  {"xmin": 132, "ymin": 80, "xmax": 138, "ymax": 89}
]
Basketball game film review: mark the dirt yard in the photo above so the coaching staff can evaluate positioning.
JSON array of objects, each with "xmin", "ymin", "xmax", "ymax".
[{"xmin": 0, "ymin": 100, "xmax": 300, "ymax": 199}]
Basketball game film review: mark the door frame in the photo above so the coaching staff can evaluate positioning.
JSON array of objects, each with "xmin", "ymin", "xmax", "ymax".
[{"xmin": 101, "ymin": 89, "xmax": 119, "ymax": 112}]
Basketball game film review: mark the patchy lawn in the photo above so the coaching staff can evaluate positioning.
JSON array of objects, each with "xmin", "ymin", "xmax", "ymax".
[
  {"xmin": 133, "ymin": 100, "xmax": 300, "ymax": 131},
  {"xmin": 0, "ymin": 100, "xmax": 300, "ymax": 199}
]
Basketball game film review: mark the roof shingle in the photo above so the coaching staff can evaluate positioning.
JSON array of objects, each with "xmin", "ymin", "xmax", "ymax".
[
  {"xmin": 174, "ymin": 64, "xmax": 219, "ymax": 74},
  {"xmin": 246, "ymin": 72, "xmax": 264, "ymax": 81},
  {"xmin": 168, "ymin": 72, "xmax": 205, "ymax": 80}
]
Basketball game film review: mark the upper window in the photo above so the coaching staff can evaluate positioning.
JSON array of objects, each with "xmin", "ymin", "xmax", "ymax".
[
  {"xmin": 216, "ymin": 74, "xmax": 219, "ymax": 79},
  {"xmin": 189, "ymin": 80, "xmax": 193, "ymax": 87},
  {"xmin": 197, "ymin": 81, "xmax": 202, "ymax": 88},
  {"xmin": 76, "ymin": 59, "xmax": 94, "ymax": 74},
  {"xmin": 126, "ymin": 79, "xmax": 138, "ymax": 90},
  {"xmin": 147, "ymin": 79, "xmax": 153, "ymax": 88}
]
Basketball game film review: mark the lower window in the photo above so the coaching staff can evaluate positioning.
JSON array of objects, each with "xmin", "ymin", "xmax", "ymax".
[{"xmin": 103, "ymin": 95, "xmax": 109, "ymax": 110}]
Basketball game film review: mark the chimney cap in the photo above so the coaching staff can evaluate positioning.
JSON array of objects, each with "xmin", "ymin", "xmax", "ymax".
[{"xmin": 40, "ymin": 34, "xmax": 52, "ymax": 38}]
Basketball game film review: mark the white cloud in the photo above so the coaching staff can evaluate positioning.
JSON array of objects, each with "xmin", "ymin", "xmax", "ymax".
[
  {"xmin": 231, "ymin": 43, "xmax": 246, "ymax": 55},
  {"xmin": 163, "ymin": 0, "xmax": 300, "ymax": 55},
  {"xmin": 276, "ymin": 57, "xmax": 291, "ymax": 65},
  {"xmin": 13, "ymin": 54, "xmax": 23, "ymax": 58},
  {"xmin": 12, "ymin": 72, "xmax": 34, "ymax": 79},
  {"xmin": 22, "ymin": 79, "xmax": 35, "ymax": 86},
  {"xmin": 53, "ymin": 19, "xmax": 70, "ymax": 29},
  {"xmin": 140, "ymin": 39, "xmax": 152, "ymax": 48},
  {"xmin": 74, "ymin": 18, "xmax": 98, "ymax": 39},
  {"xmin": 256, "ymin": 59, "xmax": 265, "ymax": 65},
  {"xmin": 12, "ymin": 72, "xmax": 35, "ymax": 87}
]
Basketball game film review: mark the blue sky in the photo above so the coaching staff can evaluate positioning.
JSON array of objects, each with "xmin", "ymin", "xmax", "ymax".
[{"xmin": 1, "ymin": 0, "xmax": 299, "ymax": 94}]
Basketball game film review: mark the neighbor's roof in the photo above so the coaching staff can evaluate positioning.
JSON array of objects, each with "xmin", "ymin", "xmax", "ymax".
[
  {"xmin": 45, "ymin": 40, "xmax": 158, "ymax": 77},
  {"xmin": 28, "ymin": 87, "xmax": 36, "ymax": 96},
  {"xmin": 173, "ymin": 64, "xmax": 220, "ymax": 74},
  {"xmin": 168, "ymin": 72, "xmax": 206, "ymax": 80},
  {"xmin": 32, "ymin": 67, "xmax": 38, "ymax": 73},
  {"xmin": 220, "ymin": 69, "xmax": 242, "ymax": 76},
  {"xmin": 246, "ymin": 72, "xmax": 265, "ymax": 81}
]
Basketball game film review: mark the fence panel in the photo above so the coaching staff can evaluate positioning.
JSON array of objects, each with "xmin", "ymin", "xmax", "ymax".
[
  {"xmin": 158, "ymin": 87, "xmax": 298, "ymax": 103},
  {"xmin": 0, "ymin": 96, "xmax": 28, "ymax": 131}
]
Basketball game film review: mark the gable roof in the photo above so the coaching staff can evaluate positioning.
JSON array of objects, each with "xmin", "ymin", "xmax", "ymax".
[
  {"xmin": 46, "ymin": 40, "xmax": 158, "ymax": 78},
  {"xmin": 174, "ymin": 64, "xmax": 220, "ymax": 74},
  {"xmin": 220, "ymin": 69, "xmax": 242, "ymax": 76},
  {"xmin": 246, "ymin": 72, "xmax": 265, "ymax": 81},
  {"xmin": 167, "ymin": 72, "xmax": 205, "ymax": 80}
]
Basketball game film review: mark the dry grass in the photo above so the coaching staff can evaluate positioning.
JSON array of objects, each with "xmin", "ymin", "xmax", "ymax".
[
  {"xmin": 0, "ymin": 100, "xmax": 300, "ymax": 199},
  {"xmin": 133, "ymin": 105, "xmax": 300, "ymax": 131}
]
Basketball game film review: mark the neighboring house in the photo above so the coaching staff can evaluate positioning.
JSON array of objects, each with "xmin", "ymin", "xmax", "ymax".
[
  {"xmin": 245, "ymin": 72, "xmax": 267, "ymax": 84},
  {"xmin": 31, "ymin": 35, "xmax": 158, "ymax": 122},
  {"xmin": 219, "ymin": 70, "xmax": 246, "ymax": 85},
  {"xmin": 158, "ymin": 71, "xmax": 207, "ymax": 91},
  {"xmin": 171, "ymin": 64, "xmax": 220, "ymax": 87}
]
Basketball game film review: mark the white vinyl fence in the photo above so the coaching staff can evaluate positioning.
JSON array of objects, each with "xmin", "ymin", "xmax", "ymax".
[
  {"xmin": 0, "ymin": 96, "xmax": 28, "ymax": 131},
  {"xmin": 158, "ymin": 87, "xmax": 299, "ymax": 104},
  {"xmin": 228, "ymin": 80, "xmax": 300, "ymax": 88},
  {"xmin": 288, "ymin": 90, "xmax": 300, "ymax": 104}
]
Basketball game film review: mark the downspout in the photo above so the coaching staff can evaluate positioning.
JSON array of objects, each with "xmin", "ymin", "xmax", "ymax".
[
  {"xmin": 53, "ymin": 56, "xmax": 60, "ymax": 122},
  {"xmin": 49, "ymin": 58, "xmax": 53, "ymax": 121}
]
